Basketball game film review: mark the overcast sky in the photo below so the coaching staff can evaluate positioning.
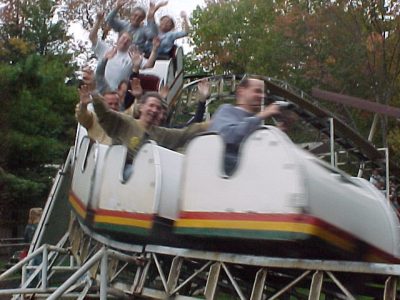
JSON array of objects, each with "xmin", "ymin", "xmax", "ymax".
[{"xmin": 163, "ymin": 0, "xmax": 205, "ymax": 16}]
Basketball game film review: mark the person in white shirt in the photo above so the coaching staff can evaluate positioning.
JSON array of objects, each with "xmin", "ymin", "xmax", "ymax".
[{"xmin": 89, "ymin": 11, "xmax": 159, "ymax": 91}]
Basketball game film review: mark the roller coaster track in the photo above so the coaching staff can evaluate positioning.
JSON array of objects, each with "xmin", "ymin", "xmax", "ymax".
[
  {"xmin": 1, "ymin": 75, "xmax": 399, "ymax": 299},
  {"xmin": 174, "ymin": 74, "xmax": 400, "ymax": 178},
  {"xmin": 1, "ymin": 208, "xmax": 400, "ymax": 299}
]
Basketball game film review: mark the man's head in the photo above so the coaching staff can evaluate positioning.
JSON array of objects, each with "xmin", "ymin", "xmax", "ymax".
[
  {"xmin": 103, "ymin": 91, "xmax": 120, "ymax": 111},
  {"xmin": 130, "ymin": 7, "xmax": 146, "ymax": 27},
  {"xmin": 139, "ymin": 92, "xmax": 164, "ymax": 127},
  {"xmin": 236, "ymin": 78, "xmax": 265, "ymax": 114},
  {"xmin": 159, "ymin": 15, "xmax": 175, "ymax": 33},
  {"xmin": 116, "ymin": 32, "xmax": 133, "ymax": 52}
]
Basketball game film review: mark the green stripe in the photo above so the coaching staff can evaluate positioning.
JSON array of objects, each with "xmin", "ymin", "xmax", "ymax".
[
  {"xmin": 175, "ymin": 227, "xmax": 311, "ymax": 241},
  {"xmin": 94, "ymin": 222, "xmax": 150, "ymax": 236}
]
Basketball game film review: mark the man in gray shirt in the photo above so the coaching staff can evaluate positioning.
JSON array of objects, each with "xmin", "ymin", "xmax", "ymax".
[{"xmin": 208, "ymin": 77, "xmax": 280, "ymax": 174}]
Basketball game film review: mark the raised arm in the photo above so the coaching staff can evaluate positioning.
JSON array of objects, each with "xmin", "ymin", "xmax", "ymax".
[
  {"xmin": 189, "ymin": 78, "xmax": 210, "ymax": 124},
  {"xmin": 128, "ymin": 77, "xmax": 143, "ymax": 99},
  {"xmin": 143, "ymin": 37, "xmax": 160, "ymax": 68},
  {"xmin": 95, "ymin": 56, "xmax": 112, "ymax": 95},
  {"xmin": 92, "ymin": 92, "xmax": 134, "ymax": 140},
  {"xmin": 106, "ymin": 0, "xmax": 129, "ymax": 33},
  {"xmin": 149, "ymin": 121, "xmax": 209, "ymax": 150},
  {"xmin": 89, "ymin": 11, "xmax": 104, "ymax": 45},
  {"xmin": 147, "ymin": 1, "xmax": 168, "ymax": 22},
  {"xmin": 75, "ymin": 84, "xmax": 94, "ymax": 129},
  {"xmin": 180, "ymin": 11, "xmax": 190, "ymax": 33},
  {"xmin": 81, "ymin": 68, "xmax": 131, "ymax": 140}
]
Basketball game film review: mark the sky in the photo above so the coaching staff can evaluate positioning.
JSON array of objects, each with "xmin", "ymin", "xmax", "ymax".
[{"xmin": 162, "ymin": 0, "xmax": 205, "ymax": 16}]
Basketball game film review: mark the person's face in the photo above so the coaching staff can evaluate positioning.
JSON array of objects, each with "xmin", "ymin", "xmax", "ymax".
[
  {"xmin": 154, "ymin": 107, "xmax": 167, "ymax": 126},
  {"xmin": 104, "ymin": 94, "xmax": 119, "ymax": 111},
  {"xmin": 159, "ymin": 16, "xmax": 174, "ymax": 33},
  {"xmin": 238, "ymin": 79, "xmax": 265, "ymax": 113},
  {"xmin": 117, "ymin": 32, "xmax": 132, "ymax": 52},
  {"xmin": 130, "ymin": 9, "xmax": 145, "ymax": 27},
  {"xmin": 139, "ymin": 97, "xmax": 162, "ymax": 126},
  {"xmin": 118, "ymin": 82, "xmax": 128, "ymax": 99}
]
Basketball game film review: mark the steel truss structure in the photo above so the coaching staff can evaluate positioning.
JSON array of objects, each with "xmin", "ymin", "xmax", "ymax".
[{"xmin": 1, "ymin": 216, "xmax": 399, "ymax": 299}]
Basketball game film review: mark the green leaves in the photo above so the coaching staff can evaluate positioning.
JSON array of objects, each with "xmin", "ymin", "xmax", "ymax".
[
  {"xmin": 0, "ymin": 53, "xmax": 77, "ymax": 214},
  {"xmin": 192, "ymin": 0, "xmax": 287, "ymax": 75}
]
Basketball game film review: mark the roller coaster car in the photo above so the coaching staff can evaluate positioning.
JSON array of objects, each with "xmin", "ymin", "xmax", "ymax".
[{"xmin": 69, "ymin": 127, "xmax": 400, "ymax": 263}]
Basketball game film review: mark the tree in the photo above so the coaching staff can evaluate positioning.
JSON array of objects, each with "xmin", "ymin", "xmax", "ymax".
[
  {"xmin": 191, "ymin": 0, "xmax": 400, "ymax": 159},
  {"xmin": 274, "ymin": 0, "xmax": 400, "ymax": 151},
  {"xmin": 191, "ymin": 0, "xmax": 285, "ymax": 75},
  {"xmin": 0, "ymin": 0, "xmax": 77, "ymax": 235},
  {"xmin": 0, "ymin": 0, "xmax": 69, "ymax": 58}
]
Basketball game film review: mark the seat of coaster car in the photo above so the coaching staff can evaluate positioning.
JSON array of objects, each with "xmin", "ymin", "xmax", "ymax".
[
  {"xmin": 136, "ymin": 45, "xmax": 182, "ymax": 107},
  {"xmin": 143, "ymin": 45, "xmax": 179, "ymax": 79},
  {"xmin": 144, "ymin": 45, "xmax": 177, "ymax": 60},
  {"xmin": 136, "ymin": 74, "xmax": 161, "ymax": 92},
  {"xmin": 134, "ymin": 46, "xmax": 177, "ymax": 93}
]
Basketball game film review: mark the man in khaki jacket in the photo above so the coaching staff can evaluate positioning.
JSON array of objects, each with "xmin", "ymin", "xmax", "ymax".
[{"xmin": 75, "ymin": 86, "xmax": 119, "ymax": 145}]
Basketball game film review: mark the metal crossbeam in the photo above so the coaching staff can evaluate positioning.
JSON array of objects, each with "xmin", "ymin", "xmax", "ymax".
[{"xmin": 3, "ymin": 213, "xmax": 399, "ymax": 300}]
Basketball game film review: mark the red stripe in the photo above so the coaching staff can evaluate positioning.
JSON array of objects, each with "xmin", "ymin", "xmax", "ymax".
[
  {"xmin": 179, "ymin": 211, "xmax": 328, "ymax": 224},
  {"xmin": 178, "ymin": 211, "xmax": 400, "ymax": 262},
  {"xmin": 367, "ymin": 246, "xmax": 400, "ymax": 263},
  {"xmin": 95, "ymin": 208, "xmax": 154, "ymax": 220},
  {"xmin": 69, "ymin": 191, "xmax": 86, "ymax": 211}
]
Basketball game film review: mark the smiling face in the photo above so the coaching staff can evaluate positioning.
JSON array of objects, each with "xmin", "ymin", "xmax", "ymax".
[
  {"xmin": 116, "ymin": 32, "xmax": 132, "ymax": 52},
  {"xmin": 237, "ymin": 78, "xmax": 265, "ymax": 113},
  {"xmin": 104, "ymin": 93, "xmax": 120, "ymax": 111},
  {"xmin": 139, "ymin": 96, "xmax": 162, "ymax": 127},
  {"xmin": 130, "ymin": 8, "xmax": 146, "ymax": 27},
  {"xmin": 154, "ymin": 107, "xmax": 167, "ymax": 126},
  {"xmin": 159, "ymin": 16, "xmax": 175, "ymax": 33}
]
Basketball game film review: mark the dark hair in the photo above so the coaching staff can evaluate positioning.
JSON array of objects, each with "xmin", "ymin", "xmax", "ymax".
[
  {"xmin": 132, "ymin": 7, "xmax": 146, "ymax": 18},
  {"xmin": 160, "ymin": 15, "xmax": 175, "ymax": 30},
  {"xmin": 140, "ymin": 92, "xmax": 168, "ymax": 109},
  {"xmin": 118, "ymin": 79, "xmax": 130, "ymax": 90},
  {"xmin": 236, "ymin": 77, "xmax": 263, "ymax": 93},
  {"xmin": 140, "ymin": 92, "xmax": 163, "ymax": 104}
]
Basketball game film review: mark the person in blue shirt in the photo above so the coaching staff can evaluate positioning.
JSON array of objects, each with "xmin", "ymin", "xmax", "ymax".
[
  {"xmin": 208, "ymin": 77, "xmax": 280, "ymax": 175},
  {"xmin": 144, "ymin": 11, "xmax": 190, "ymax": 58}
]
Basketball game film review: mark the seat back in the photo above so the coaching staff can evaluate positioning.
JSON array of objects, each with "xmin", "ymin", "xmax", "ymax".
[
  {"xmin": 94, "ymin": 142, "xmax": 184, "ymax": 224},
  {"xmin": 70, "ymin": 137, "xmax": 108, "ymax": 218},
  {"xmin": 179, "ymin": 128, "xmax": 305, "ymax": 214},
  {"xmin": 73, "ymin": 124, "xmax": 88, "ymax": 164},
  {"xmin": 137, "ymin": 74, "xmax": 161, "ymax": 92}
]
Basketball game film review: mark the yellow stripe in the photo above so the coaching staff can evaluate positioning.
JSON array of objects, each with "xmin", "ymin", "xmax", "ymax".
[
  {"xmin": 176, "ymin": 219, "xmax": 353, "ymax": 251},
  {"xmin": 94, "ymin": 215, "xmax": 152, "ymax": 229},
  {"xmin": 69, "ymin": 195, "xmax": 86, "ymax": 219}
]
